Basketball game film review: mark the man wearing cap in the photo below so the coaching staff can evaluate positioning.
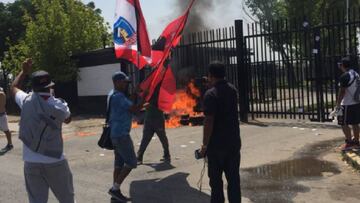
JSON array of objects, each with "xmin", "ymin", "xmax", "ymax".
[
  {"xmin": 336, "ymin": 56, "xmax": 360, "ymax": 150},
  {"xmin": 0, "ymin": 87, "xmax": 13, "ymax": 154},
  {"xmin": 108, "ymin": 71, "xmax": 143, "ymax": 202},
  {"xmin": 11, "ymin": 59, "xmax": 74, "ymax": 203}
]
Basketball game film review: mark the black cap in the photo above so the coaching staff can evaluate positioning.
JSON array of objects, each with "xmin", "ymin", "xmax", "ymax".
[
  {"xmin": 31, "ymin": 70, "xmax": 55, "ymax": 89},
  {"xmin": 339, "ymin": 57, "xmax": 351, "ymax": 68}
]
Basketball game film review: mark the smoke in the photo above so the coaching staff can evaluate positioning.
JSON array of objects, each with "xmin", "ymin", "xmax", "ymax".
[{"xmin": 173, "ymin": 0, "xmax": 222, "ymax": 33}]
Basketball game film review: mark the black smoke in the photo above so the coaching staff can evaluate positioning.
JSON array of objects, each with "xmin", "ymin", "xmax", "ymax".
[{"xmin": 173, "ymin": 0, "xmax": 221, "ymax": 33}]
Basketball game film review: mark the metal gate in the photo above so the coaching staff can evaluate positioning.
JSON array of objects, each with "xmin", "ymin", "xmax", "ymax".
[
  {"xmin": 241, "ymin": 12, "xmax": 360, "ymax": 122},
  {"xmin": 173, "ymin": 10, "xmax": 360, "ymax": 122}
]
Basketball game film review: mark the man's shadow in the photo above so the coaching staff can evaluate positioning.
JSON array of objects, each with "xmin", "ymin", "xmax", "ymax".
[
  {"xmin": 129, "ymin": 172, "xmax": 210, "ymax": 203},
  {"xmin": 143, "ymin": 162, "xmax": 175, "ymax": 172}
]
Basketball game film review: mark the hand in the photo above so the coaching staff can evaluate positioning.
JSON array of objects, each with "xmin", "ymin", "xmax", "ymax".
[
  {"xmin": 199, "ymin": 145, "xmax": 207, "ymax": 157},
  {"xmin": 22, "ymin": 58, "xmax": 33, "ymax": 75}
]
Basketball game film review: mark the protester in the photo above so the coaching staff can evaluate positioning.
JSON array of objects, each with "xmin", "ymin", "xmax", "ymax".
[
  {"xmin": 0, "ymin": 87, "xmax": 13, "ymax": 154},
  {"xmin": 336, "ymin": 56, "xmax": 360, "ymax": 150},
  {"xmin": 137, "ymin": 100, "xmax": 170, "ymax": 164},
  {"xmin": 11, "ymin": 58, "xmax": 74, "ymax": 203},
  {"xmin": 107, "ymin": 71, "xmax": 144, "ymax": 202},
  {"xmin": 199, "ymin": 61, "xmax": 241, "ymax": 203}
]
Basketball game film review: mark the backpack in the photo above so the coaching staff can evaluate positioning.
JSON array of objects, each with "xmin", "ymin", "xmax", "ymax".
[
  {"xmin": 349, "ymin": 70, "xmax": 360, "ymax": 102},
  {"xmin": 353, "ymin": 77, "xmax": 360, "ymax": 102}
]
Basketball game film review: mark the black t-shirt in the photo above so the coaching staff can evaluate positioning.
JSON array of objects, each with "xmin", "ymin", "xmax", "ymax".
[{"xmin": 203, "ymin": 80, "xmax": 241, "ymax": 153}]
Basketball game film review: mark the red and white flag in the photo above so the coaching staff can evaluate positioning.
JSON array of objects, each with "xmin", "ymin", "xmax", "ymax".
[
  {"xmin": 114, "ymin": 0, "xmax": 151, "ymax": 69},
  {"xmin": 139, "ymin": 0, "xmax": 196, "ymax": 112}
]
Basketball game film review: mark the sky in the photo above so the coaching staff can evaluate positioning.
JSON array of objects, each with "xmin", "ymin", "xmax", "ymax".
[{"xmin": 1, "ymin": 0, "xmax": 251, "ymax": 40}]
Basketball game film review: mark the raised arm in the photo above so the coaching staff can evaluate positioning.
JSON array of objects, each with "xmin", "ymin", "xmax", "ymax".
[{"xmin": 11, "ymin": 59, "xmax": 32, "ymax": 98}]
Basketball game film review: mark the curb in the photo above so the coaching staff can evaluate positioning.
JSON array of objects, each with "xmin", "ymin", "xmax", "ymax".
[{"xmin": 342, "ymin": 149, "xmax": 360, "ymax": 171}]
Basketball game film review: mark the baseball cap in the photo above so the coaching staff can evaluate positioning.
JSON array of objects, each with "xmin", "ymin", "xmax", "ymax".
[
  {"xmin": 31, "ymin": 70, "xmax": 55, "ymax": 89},
  {"xmin": 112, "ymin": 71, "xmax": 131, "ymax": 82},
  {"xmin": 338, "ymin": 57, "xmax": 351, "ymax": 67}
]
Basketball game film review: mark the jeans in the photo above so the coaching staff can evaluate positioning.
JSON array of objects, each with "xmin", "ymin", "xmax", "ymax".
[{"xmin": 207, "ymin": 150, "xmax": 241, "ymax": 203}]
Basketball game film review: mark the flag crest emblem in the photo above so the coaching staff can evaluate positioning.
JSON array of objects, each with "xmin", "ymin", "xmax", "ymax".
[{"xmin": 114, "ymin": 17, "xmax": 137, "ymax": 46}]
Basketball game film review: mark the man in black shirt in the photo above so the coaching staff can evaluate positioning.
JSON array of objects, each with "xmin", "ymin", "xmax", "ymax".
[{"xmin": 199, "ymin": 61, "xmax": 241, "ymax": 203}]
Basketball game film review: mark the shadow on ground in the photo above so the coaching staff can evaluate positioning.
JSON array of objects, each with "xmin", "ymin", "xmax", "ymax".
[
  {"xmin": 129, "ymin": 172, "xmax": 210, "ymax": 203},
  {"xmin": 144, "ymin": 162, "xmax": 176, "ymax": 172}
]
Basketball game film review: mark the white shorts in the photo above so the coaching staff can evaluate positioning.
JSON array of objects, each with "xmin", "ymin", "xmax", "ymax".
[{"xmin": 0, "ymin": 114, "xmax": 9, "ymax": 132}]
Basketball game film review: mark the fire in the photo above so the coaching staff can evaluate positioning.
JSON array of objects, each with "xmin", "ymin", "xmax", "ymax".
[
  {"xmin": 165, "ymin": 80, "xmax": 203, "ymax": 128},
  {"xmin": 131, "ymin": 121, "xmax": 139, "ymax": 129}
]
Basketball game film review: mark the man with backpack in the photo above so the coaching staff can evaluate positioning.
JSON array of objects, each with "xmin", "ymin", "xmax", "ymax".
[{"xmin": 336, "ymin": 56, "xmax": 360, "ymax": 150}]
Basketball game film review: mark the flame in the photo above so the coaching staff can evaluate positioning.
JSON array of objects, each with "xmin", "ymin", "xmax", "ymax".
[
  {"xmin": 187, "ymin": 79, "xmax": 201, "ymax": 97},
  {"xmin": 165, "ymin": 80, "xmax": 203, "ymax": 128},
  {"xmin": 131, "ymin": 121, "xmax": 139, "ymax": 129}
]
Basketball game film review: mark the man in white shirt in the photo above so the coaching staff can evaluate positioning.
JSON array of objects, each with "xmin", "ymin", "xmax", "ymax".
[
  {"xmin": 336, "ymin": 57, "xmax": 360, "ymax": 150},
  {"xmin": 11, "ymin": 59, "xmax": 75, "ymax": 203}
]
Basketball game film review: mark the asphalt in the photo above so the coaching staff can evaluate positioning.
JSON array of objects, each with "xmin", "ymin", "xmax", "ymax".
[{"xmin": 1, "ymin": 116, "xmax": 360, "ymax": 203}]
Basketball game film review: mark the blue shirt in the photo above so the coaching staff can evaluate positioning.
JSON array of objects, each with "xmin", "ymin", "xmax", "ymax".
[{"xmin": 108, "ymin": 90, "xmax": 133, "ymax": 138}]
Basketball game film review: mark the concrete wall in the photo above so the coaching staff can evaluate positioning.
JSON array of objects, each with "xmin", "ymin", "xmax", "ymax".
[{"xmin": 77, "ymin": 63, "xmax": 121, "ymax": 97}]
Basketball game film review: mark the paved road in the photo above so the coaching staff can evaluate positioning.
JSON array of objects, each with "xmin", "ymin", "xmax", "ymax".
[{"xmin": 1, "ymin": 117, "xmax": 360, "ymax": 203}]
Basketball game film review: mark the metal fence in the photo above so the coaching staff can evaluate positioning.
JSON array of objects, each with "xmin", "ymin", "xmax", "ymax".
[{"xmin": 173, "ymin": 9, "xmax": 360, "ymax": 122}]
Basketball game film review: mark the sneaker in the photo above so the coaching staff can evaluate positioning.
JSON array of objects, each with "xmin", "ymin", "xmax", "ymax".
[
  {"xmin": 137, "ymin": 155, "xmax": 143, "ymax": 165},
  {"xmin": 341, "ymin": 143, "xmax": 355, "ymax": 151},
  {"xmin": 111, "ymin": 197, "xmax": 124, "ymax": 203},
  {"xmin": 0, "ymin": 144, "xmax": 13, "ymax": 153},
  {"xmin": 160, "ymin": 156, "xmax": 171, "ymax": 163},
  {"xmin": 108, "ymin": 189, "xmax": 130, "ymax": 202},
  {"xmin": 352, "ymin": 140, "xmax": 360, "ymax": 148}
]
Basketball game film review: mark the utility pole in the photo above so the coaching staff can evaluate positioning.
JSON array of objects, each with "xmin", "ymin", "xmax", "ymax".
[{"xmin": 346, "ymin": 0, "xmax": 350, "ymax": 55}]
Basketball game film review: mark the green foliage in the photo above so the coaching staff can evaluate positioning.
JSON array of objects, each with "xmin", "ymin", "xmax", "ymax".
[
  {"xmin": 0, "ymin": 0, "xmax": 34, "ymax": 61},
  {"xmin": 2, "ymin": 0, "xmax": 110, "ymax": 82},
  {"xmin": 246, "ymin": 0, "xmax": 360, "ymax": 25}
]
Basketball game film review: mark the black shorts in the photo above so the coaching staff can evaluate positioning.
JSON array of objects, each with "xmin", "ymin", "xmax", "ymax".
[{"xmin": 338, "ymin": 103, "xmax": 360, "ymax": 125}]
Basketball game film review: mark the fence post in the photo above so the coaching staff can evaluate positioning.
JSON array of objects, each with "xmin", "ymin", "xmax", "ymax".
[
  {"xmin": 235, "ymin": 20, "xmax": 249, "ymax": 122},
  {"xmin": 313, "ymin": 28, "xmax": 325, "ymax": 122}
]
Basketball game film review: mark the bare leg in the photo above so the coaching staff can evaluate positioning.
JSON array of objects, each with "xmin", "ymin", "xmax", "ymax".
[
  {"xmin": 115, "ymin": 167, "xmax": 132, "ymax": 186},
  {"xmin": 4, "ymin": 130, "xmax": 12, "ymax": 145},
  {"xmin": 342, "ymin": 125, "xmax": 352, "ymax": 141},
  {"xmin": 352, "ymin": 125, "xmax": 360, "ymax": 142},
  {"xmin": 113, "ymin": 168, "xmax": 121, "ymax": 183}
]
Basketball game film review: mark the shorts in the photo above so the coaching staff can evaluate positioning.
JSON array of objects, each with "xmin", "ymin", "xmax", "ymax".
[
  {"xmin": 0, "ymin": 113, "xmax": 9, "ymax": 131},
  {"xmin": 338, "ymin": 103, "xmax": 360, "ymax": 125},
  {"xmin": 112, "ymin": 135, "xmax": 137, "ymax": 169}
]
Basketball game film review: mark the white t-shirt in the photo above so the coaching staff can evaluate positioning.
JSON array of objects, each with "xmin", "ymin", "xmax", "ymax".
[
  {"xmin": 15, "ymin": 90, "xmax": 70, "ymax": 163},
  {"xmin": 340, "ymin": 69, "xmax": 360, "ymax": 106}
]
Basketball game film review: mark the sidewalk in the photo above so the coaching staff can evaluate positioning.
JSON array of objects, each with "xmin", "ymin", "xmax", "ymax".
[
  {"xmin": 342, "ymin": 149, "xmax": 360, "ymax": 171},
  {"xmin": 247, "ymin": 118, "xmax": 360, "ymax": 172}
]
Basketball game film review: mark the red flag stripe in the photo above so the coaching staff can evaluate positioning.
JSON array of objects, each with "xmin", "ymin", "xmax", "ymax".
[
  {"xmin": 115, "ymin": 48, "xmax": 149, "ymax": 69},
  {"xmin": 134, "ymin": 0, "xmax": 151, "ymax": 58}
]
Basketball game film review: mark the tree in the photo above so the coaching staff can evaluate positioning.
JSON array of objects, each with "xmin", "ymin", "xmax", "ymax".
[
  {"xmin": 245, "ymin": 0, "xmax": 360, "ymax": 87},
  {"xmin": 0, "ymin": 0, "xmax": 35, "ymax": 90},
  {"xmin": 2, "ymin": 0, "xmax": 110, "ymax": 82}
]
